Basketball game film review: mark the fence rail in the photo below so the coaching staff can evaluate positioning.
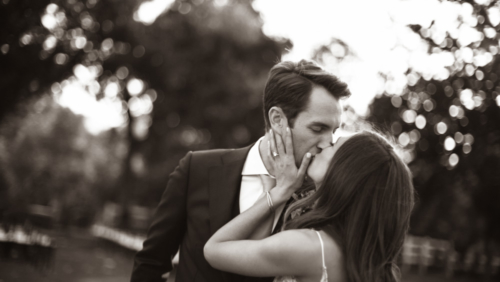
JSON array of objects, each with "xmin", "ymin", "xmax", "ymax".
[{"xmin": 92, "ymin": 224, "xmax": 500, "ymax": 278}]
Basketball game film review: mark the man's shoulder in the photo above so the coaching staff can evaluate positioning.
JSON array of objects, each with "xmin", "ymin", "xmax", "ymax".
[
  {"xmin": 191, "ymin": 148, "xmax": 235, "ymax": 157},
  {"xmin": 189, "ymin": 144, "xmax": 253, "ymax": 167}
]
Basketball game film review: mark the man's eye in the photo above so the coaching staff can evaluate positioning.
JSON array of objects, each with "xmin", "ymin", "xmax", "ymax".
[{"xmin": 311, "ymin": 127, "xmax": 323, "ymax": 133}]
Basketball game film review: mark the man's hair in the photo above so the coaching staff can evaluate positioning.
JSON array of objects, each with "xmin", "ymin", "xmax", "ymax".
[{"xmin": 263, "ymin": 59, "xmax": 351, "ymax": 129}]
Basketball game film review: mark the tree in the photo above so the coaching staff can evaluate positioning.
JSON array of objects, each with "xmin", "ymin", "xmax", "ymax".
[
  {"xmin": 0, "ymin": 0, "xmax": 288, "ymax": 227},
  {"xmin": 0, "ymin": 94, "xmax": 127, "ymax": 226},
  {"xmin": 365, "ymin": 0, "xmax": 500, "ymax": 273}
]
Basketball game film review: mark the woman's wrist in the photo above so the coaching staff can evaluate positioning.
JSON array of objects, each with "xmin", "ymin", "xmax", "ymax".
[{"xmin": 270, "ymin": 186, "xmax": 293, "ymax": 206}]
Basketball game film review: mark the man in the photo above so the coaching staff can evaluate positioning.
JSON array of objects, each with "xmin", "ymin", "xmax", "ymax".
[{"xmin": 130, "ymin": 59, "xmax": 350, "ymax": 282}]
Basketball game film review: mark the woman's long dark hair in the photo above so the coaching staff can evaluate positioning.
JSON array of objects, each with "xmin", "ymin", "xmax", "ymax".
[{"xmin": 283, "ymin": 131, "xmax": 415, "ymax": 282}]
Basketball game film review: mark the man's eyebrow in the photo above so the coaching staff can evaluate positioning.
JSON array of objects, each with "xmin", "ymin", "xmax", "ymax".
[{"xmin": 309, "ymin": 122, "xmax": 331, "ymax": 127}]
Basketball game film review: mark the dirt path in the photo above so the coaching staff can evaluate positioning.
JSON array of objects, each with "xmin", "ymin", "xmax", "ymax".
[{"xmin": 0, "ymin": 228, "xmax": 135, "ymax": 282}]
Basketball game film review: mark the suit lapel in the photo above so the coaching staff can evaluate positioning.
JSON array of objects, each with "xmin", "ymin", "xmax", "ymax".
[{"xmin": 209, "ymin": 144, "xmax": 253, "ymax": 235}]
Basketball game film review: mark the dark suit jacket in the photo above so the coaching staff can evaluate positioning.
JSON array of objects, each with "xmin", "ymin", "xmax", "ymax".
[{"xmin": 131, "ymin": 145, "xmax": 274, "ymax": 282}]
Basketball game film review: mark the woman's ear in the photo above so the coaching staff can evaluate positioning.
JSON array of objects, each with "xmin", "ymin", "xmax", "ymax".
[{"xmin": 268, "ymin": 106, "xmax": 288, "ymax": 135}]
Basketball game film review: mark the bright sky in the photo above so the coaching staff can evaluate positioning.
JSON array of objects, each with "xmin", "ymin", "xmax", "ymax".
[
  {"xmin": 52, "ymin": 0, "xmax": 496, "ymax": 134},
  {"xmin": 252, "ymin": 0, "xmax": 490, "ymax": 115}
]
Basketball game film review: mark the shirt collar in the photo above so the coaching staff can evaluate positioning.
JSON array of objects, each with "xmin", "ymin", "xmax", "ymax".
[{"xmin": 241, "ymin": 137, "xmax": 271, "ymax": 176}]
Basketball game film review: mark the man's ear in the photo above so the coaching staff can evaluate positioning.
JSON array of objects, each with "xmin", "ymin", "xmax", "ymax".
[{"xmin": 268, "ymin": 106, "xmax": 288, "ymax": 135}]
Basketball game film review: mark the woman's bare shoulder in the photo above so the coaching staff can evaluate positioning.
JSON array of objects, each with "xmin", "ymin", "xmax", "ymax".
[
  {"xmin": 317, "ymin": 230, "xmax": 345, "ymax": 280},
  {"xmin": 261, "ymin": 229, "xmax": 323, "ymax": 276},
  {"xmin": 261, "ymin": 229, "xmax": 343, "ymax": 278}
]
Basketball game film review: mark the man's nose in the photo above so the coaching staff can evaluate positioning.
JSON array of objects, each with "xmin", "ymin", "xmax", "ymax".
[{"xmin": 317, "ymin": 133, "xmax": 334, "ymax": 150}]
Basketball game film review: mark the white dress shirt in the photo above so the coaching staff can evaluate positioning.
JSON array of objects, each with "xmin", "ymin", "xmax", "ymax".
[{"xmin": 240, "ymin": 137, "xmax": 285, "ymax": 231}]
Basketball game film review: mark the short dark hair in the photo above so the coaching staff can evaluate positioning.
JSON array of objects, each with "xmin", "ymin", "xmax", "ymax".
[{"xmin": 263, "ymin": 59, "xmax": 351, "ymax": 129}]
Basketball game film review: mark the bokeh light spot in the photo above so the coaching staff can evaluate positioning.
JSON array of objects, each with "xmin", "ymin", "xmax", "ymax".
[
  {"xmin": 436, "ymin": 122, "xmax": 448, "ymax": 135},
  {"xmin": 167, "ymin": 112, "xmax": 180, "ymax": 128},
  {"xmin": 127, "ymin": 78, "xmax": 144, "ymax": 96},
  {"xmin": 73, "ymin": 64, "xmax": 96, "ymax": 84},
  {"xmin": 449, "ymin": 105, "xmax": 459, "ymax": 117},
  {"xmin": 409, "ymin": 129, "xmax": 420, "ymax": 144},
  {"xmin": 42, "ymin": 14, "xmax": 57, "ymax": 30},
  {"xmin": 135, "ymin": 0, "xmax": 175, "ymax": 25},
  {"xmin": 179, "ymin": 2, "xmax": 192, "ymax": 14},
  {"xmin": 444, "ymin": 86, "xmax": 453, "ymax": 97},
  {"xmin": 101, "ymin": 38, "xmax": 114, "ymax": 52},
  {"xmin": 444, "ymin": 136, "xmax": 456, "ymax": 151},
  {"xmin": 454, "ymin": 132, "xmax": 464, "ymax": 143},
  {"xmin": 488, "ymin": 6, "xmax": 500, "ymax": 26},
  {"xmin": 403, "ymin": 109, "xmax": 417, "ymax": 123},
  {"xmin": 145, "ymin": 89, "xmax": 157, "ymax": 102},
  {"xmin": 456, "ymin": 106, "xmax": 465, "ymax": 119},
  {"xmin": 132, "ymin": 116, "xmax": 152, "ymax": 141},
  {"xmin": 128, "ymin": 95, "xmax": 153, "ymax": 117},
  {"xmin": 74, "ymin": 36, "xmax": 87, "ymax": 49},
  {"xmin": 54, "ymin": 53, "xmax": 69, "ymax": 65},
  {"xmin": 398, "ymin": 132, "xmax": 410, "ymax": 147},
  {"xmin": 1, "ymin": 44, "xmax": 9, "ymax": 54},
  {"xmin": 415, "ymin": 115, "xmax": 426, "ymax": 129},
  {"xmin": 423, "ymin": 99, "xmax": 434, "ymax": 112},
  {"xmin": 46, "ymin": 3, "xmax": 58, "ymax": 13},
  {"xmin": 116, "ymin": 66, "xmax": 129, "ymax": 80},
  {"xmin": 391, "ymin": 121, "xmax": 402, "ymax": 135},
  {"xmin": 43, "ymin": 35, "xmax": 57, "ymax": 50},
  {"xmin": 464, "ymin": 133, "xmax": 474, "ymax": 144},
  {"xmin": 461, "ymin": 48, "xmax": 473, "ymax": 63},
  {"xmin": 20, "ymin": 34, "xmax": 33, "ymax": 45},
  {"xmin": 449, "ymin": 153, "xmax": 459, "ymax": 167},
  {"xmin": 51, "ymin": 82, "xmax": 61, "ymax": 94},
  {"xmin": 463, "ymin": 143, "xmax": 472, "ymax": 154},
  {"xmin": 460, "ymin": 89, "xmax": 475, "ymax": 110},
  {"xmin": 102, "ymin": 20, "xmax": 114, "ymax": 33},
  {"xmin": 391, "ymin": 96, "xmax": 402, "ymax": 108},
  {"xmin": 475, "ymin": 70, "xmax": 485, "ymax": 80},
  {"xmin": 105, "ymin": 82, "xmax": 120, "ymax": 98},
  {"xmin": 402, "ymin": 150, "xmax": 415, "ymax": 164},
  {"xmin": 133, "ymin": 45, "xmax": 145, "ymax": 58}
]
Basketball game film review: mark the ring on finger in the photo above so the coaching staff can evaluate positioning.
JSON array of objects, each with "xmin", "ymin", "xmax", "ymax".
[{"xmin": 272, "ymin": 151, "xmax": 279, "ymax": 157}]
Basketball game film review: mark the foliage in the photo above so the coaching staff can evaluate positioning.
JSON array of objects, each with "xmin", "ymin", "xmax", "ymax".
[
  {"xmin": 0, "ymin": 95, "xmax": 127, "ymax": 226},
  {"xmin": 366, "ymin": 0, "xmax": 500, "ymax": 253},
  {"xmin": 0, "ymin": 0, "xmax": 287, "ymax": 226}
]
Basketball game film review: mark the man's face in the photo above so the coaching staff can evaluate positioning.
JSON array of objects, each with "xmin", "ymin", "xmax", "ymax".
[
  {"xmin": 307, "ymin": 134, "xmax": 354, "ymax": 185},
  {"xmin": 290, "ymin": 86, "xmax": 342, "ymax": 166}
]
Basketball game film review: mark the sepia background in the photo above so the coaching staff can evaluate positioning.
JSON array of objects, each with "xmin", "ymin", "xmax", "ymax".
[{"xmin": 0, "ymin": 0, "xmax": 499, "ymax": 281}]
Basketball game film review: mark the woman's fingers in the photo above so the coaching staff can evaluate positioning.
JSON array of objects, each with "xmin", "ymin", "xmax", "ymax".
[
  {"xmin": 269, "ymin": 129, "xmax": 278, "ymax": 159},
  {"xmin": 265, "ymin": 129, "xmax": 274, "ymax": 159},
  {"xmin": 267, "ymin": 140, "xmax": 272, "ymax": 159},
  {"xmin": 284, "ymin": 127, "xmax": 293, "ymax": 156},
  {"xmin": 297, "ymin": 152, "xmax": 312, "ymax": 179},
  {"xmin": 275, "ymin": 130, "xmax": 286, "ymax": 157}
]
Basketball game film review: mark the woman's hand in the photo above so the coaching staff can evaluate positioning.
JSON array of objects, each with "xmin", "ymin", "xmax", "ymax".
[
  {"xmin": 267, "ymin": 126, "xmax": 311, "ymax": 198},
  {"xmin": 203, "ymin": 126, "xmax": 313, "ymax": 276}
]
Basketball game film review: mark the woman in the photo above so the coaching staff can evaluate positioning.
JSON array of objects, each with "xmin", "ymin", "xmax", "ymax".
[{"xmin": 204, "ymin": 128, "xmax": 415, "ymax": 282}]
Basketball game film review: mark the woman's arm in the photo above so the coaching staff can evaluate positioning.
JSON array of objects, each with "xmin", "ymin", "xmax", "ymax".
[
  {"xmin": 204, "ymin": 127, "xmax": 312, "ymax": 276},
  {"xmin": 246, "ymin": 193, "xmax": 277, "ymax": 240},
  {"xmin": 205, "ymin": 228, "xmax": 320, "ymax": 278},
  {"xmin": 204, "ymin": 183, "xmax": 289, "ymax": 253}
]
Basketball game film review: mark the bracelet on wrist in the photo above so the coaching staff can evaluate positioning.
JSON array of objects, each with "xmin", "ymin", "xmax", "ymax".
[{"xmin": 265, "ymin": 191, "xmax": 275, "ymax": 214}]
